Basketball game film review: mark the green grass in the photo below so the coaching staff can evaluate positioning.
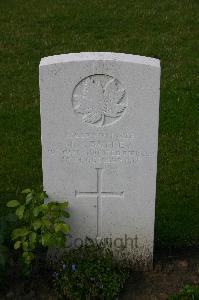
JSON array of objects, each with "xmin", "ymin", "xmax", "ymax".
[
  {"xmin": 0, "ymin": 0, "xmax": 198, "ymax": 248},
  {"xmin": 168, "ymin": 285, "xmax": 199, "ymax": 300}
]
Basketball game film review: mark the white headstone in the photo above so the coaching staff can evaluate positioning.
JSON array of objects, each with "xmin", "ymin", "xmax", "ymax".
[{"xmin": 39, "ymin": 52, "xmax": 160, "ymax": 269}]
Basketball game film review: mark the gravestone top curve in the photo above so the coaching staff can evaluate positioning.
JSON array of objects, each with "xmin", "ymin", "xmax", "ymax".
[{"xmin": 40, "ymin": 52, "xmax": 160, "ymax": 68}]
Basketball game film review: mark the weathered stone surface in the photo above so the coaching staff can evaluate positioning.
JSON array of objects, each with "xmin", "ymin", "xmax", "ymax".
[{"xmin": 39, "ymin": 52, "xmax": 161, "ymax": 269}]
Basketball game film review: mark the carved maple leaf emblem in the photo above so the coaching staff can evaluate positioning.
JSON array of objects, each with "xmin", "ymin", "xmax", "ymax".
[{"xmin": 74, "ymin": 77, "xmax": 126, "ymax": 126}]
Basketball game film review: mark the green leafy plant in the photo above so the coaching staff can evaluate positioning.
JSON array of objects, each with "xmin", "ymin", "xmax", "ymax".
[
  {"xmin": 53, "ymin": 245, "xmax": 129, "ymax": 299},
  {"xmin": 7, "ymin": 189, "xmax": 70, "ymax": 266},
  {"xmin": 168, "ymin": 285, "xmax": 199, "ymax": 300}
]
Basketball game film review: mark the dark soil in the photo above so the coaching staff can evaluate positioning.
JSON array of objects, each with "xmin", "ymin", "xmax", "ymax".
[
  {"xmin": 120, "ymin": 248, "xmax": 199, "ymax": 299},
  {"xmin": 0, "ymin": 249, "xmax": 199, "ymax": 300}
]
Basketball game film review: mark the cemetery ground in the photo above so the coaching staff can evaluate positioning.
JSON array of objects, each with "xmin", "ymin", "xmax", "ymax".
[
  {"xmin": 0, "ymin": 0, "xmax": 198, "ymax": 299},
  {"xmin": 0, "ymin": 248, "xmax": 199, "ymax": 299}
]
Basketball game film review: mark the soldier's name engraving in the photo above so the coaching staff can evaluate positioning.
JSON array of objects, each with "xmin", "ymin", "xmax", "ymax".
[{"xmin": 47, "ymin": 133, "xmax": 150, "ymax": 165}]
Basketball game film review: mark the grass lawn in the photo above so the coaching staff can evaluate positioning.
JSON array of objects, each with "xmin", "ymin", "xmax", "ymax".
[{"xmin": 0, "ymin": 0, "xmax": 198, "ymax": 248}]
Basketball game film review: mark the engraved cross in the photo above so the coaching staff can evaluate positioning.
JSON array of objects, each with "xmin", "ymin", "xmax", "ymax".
[{"xmin": 75, "ymin": 168, "xmax": 124, "ymax": 238}]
